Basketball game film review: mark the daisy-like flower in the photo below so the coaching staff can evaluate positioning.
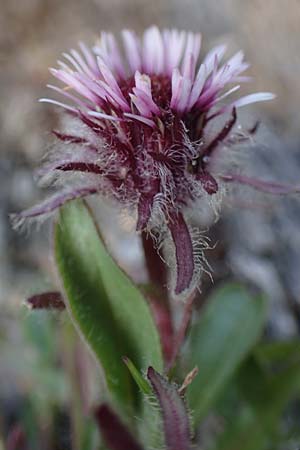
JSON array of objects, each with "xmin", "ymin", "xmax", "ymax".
[{"xmin": 14, "ymin": 26, "xmax": 277, "ymax": 296}]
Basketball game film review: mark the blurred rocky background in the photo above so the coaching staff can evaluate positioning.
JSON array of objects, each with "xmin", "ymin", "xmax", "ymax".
[{"xmin": 1, "ymin": 0, "xmax": 300, "ymax": 447}]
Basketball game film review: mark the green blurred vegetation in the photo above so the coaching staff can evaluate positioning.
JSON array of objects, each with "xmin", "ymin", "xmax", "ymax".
[
  {"xmin": 2, "ymin": 285, "xmax": 299, "ymax": 449},
  {"xmin": 2, "ymin": 201, "xmax": 300, "ymax": 449}
]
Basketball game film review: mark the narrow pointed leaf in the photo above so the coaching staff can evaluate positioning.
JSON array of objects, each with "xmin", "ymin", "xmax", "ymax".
[
  {"xmin": 168, "ymin": 212, "xmax": 194, "ymax": 295},
  {"xmin": 123, "ymin": 357, "xmax": 152, "ymax": 395},
  {"xmin": 147, "ymin": 367, "xmax": 191, "ymax": 450},
  {"xmin": 221, "ymin": 173, "xmax": 300, "ymax": 194},
  {"xmin": 186, "ymin": 283, "xmax": 266, "ymax": 424},
  {"xmin": 54, "ymin": 200, "xmax": 163, "ymax": 410}
]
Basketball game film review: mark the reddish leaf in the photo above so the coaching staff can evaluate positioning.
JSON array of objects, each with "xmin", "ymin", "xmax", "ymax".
[
  {"xmin": 168, "ymin": 212, "xmax": 194, "ymax": 295},
  {"xmin": 147, "ymin": 367, "xmax": 191, "ymax": 450},
  {"xmin": 26, "ymin": 291, "xmax": 65, "ymax": 310},
  {"xmin": 94, "ymin": 404, "xmax": 143, "ymax": 450},
  {"xmin": 6, "ymin": 424, "xmax": 26, "ymax": 450},
  {"xmin": 136, "ymin": 178, "xmax": 160, "ymax": 231},
  {"xmin": 142, "ymin": 232, "xmax": 168, "ymax": 289},
  {"xmin": 56, "ymin": 162, "xmax": 104, "ymax": 175},
  {"xmin": 222, "ymin": 173, "xmax": 300, "ymax": 195},
  {"xmin": 52, "ymin": 130, "xmax": 89, "ymax": 144},
  {"xmin": 196, "ymin": 170, "xmax": 218, "ymax": 194},
  {"xmin": 11, "ymin": 186, "xmax": 100, "ymax": 226},
  {"xmin": 136, "ymin": 194, "xmax": 156, "ymax": 231},
  {"xmin": 203, "ymin": 107, "xmax": 237, "ymax": 157}
]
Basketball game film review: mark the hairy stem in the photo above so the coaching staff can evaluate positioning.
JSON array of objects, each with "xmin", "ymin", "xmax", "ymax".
[{"xmin": 142, "ymin": 232, "xmax": 174, "ymax": 365}]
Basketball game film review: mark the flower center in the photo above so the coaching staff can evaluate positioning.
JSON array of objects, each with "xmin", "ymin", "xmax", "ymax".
[
  {"xmin": 120, "ymin": 74, "xmax": 172, "ymax": 110},
  {"xmin": 149, "ymin": 74, "xmax": 172, "ymax": 109}
]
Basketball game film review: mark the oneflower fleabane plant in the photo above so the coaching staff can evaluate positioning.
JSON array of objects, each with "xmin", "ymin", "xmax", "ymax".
[{"xmin": 13, "ymin": 26, "xmax": 276, "ymax": 296}]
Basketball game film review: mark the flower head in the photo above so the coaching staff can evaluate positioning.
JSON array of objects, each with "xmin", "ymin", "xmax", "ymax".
[{"xmin": 14, "ymin": 26, "xmax": 275, "ymax": 296}]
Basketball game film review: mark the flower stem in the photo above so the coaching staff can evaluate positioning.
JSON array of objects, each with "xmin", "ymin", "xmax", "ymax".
[
  {"xmin": 142, "ymin": 232, "xmax": 174, "ymax": 366},
  {"xmin": 167, "ymin": 291, "xmax": 196, "ymax": 372}
]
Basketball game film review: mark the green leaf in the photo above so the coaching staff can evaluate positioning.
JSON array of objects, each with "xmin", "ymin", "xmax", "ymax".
[
  {"xmin": 215, "ymin": 405, "xmax": 269, "ymax": 450},
  {"xmin": 54, "ymin": 200, "xmax": 163, "ymax": 411},
  {"xmin": 254, "ymin": 339, "xmax": 300, "ymax": 368},
  {"xmin": 186, "ymin": 283, "xmax": 266, "ymax": 424},
  {"xmin": 123, "ymin": 357, "xmax": 152, "ymax": 395},
  {"xmin": 216, "ymin": 356, "xmax": 300, "ymax": 450},
  {"xmin": 240, "ymin": 356, "xmax": 300, "ymax": 426}
]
